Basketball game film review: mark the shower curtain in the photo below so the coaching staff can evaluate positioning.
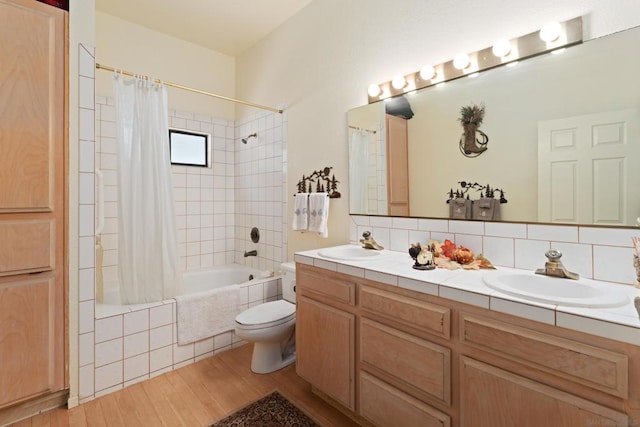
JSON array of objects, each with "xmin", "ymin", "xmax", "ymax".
[
  {"xmin": 349, "ymin": 129, "xmax": 372, "ymax": 214},
  {"xmin": 114, "ymin": 74, "xmax": 182, "ymax": 304}
]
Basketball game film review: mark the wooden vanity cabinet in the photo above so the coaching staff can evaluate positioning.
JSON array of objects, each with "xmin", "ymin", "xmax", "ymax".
[
  {"xmin": 295, "ymin": 264, "xmax": 356, "ymax": 410},
  {"xmin": 295, "ymin": 263, "xmax": 640, "ymax": 426}
]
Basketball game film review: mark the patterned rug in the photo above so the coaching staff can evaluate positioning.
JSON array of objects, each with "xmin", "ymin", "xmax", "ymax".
[{"xmin": 210, "ymin": 391, "xmax": 320, "ymax": 427}]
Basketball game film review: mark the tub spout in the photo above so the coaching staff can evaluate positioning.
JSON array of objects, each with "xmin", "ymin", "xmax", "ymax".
[{"xmin": 244, "ymin": 250, "xmax": 258, "ymax": 257}]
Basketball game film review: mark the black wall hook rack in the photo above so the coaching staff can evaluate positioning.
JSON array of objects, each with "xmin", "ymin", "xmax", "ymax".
[
  {"xmin": 446, "ymin": 181, "xmax": 507, "ymax": 204},
  {"xmin": 295, "ymin": 166, "xmax": 341, "ymax": 199}
]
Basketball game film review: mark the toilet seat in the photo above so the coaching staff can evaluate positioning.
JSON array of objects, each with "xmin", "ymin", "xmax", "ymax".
[{"xmin": 235, "ymin": 300, "xmax": 295, "ymax": 330}]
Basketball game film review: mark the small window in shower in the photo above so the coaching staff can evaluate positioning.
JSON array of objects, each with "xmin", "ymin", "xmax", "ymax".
[{"xmin": 169, "ymin": 129, "xmax": 210, "ymax": 167}]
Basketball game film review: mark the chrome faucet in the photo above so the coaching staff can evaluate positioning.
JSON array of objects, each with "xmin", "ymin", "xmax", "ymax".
[
  {"xmin": 244, "ymin": 250, "xmax": 258, "ymax": 257},
  {"xmin": 535, "ymin": 249, "xmax": 579, "ymax": 280},
  {"xmin": 360, "ymin": 231, "xmax": 384, "ymax": 250}
]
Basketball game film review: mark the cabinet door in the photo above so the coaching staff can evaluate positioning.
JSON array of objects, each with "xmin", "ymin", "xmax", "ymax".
[
  {"xmin": 296, "ymin": 296, "xmax": 355, "ymax": 410},
  {"xmin": 385, "ymin": 114, "xmax": 409, "ymax": 216},
  {"xmin": 0, "ymin": 0, "xmax": 66, "ymax": 408},
  {"xmin": 460, "ymin": 357, "xmax": 628, "ymax": 427}
]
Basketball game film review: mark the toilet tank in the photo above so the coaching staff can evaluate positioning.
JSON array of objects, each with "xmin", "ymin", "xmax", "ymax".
[{"xmin": 280, "ymin": 262, "xmax": 296, "ymax": 303}]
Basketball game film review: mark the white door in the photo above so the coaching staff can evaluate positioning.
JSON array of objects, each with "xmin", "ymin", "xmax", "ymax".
[{"xmin": 538, "ymin": 109, "xmax": 640, "ymax": 225}]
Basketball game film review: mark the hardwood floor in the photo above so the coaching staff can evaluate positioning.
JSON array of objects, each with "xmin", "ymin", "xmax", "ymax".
[{"xmin": 8, "ymin": 344, "xmax": 357, "ymax": 426}]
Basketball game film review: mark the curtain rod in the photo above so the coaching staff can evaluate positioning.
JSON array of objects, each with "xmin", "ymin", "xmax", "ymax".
[
  {"xmin": 348, "ymin": 125, "xmax": 377, "ymax": 134},
  {"xmin": 95, "ymin": 63, "xmax": 283, "ymax": 114}
]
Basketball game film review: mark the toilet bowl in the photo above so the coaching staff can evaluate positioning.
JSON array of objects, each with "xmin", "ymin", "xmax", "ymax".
[{"xmin": 234, "ymin": 262, "xmax": 296, "ymax": 374}]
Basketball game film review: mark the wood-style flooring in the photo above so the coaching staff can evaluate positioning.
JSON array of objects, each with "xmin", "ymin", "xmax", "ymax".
[{"xmin": 8, "ymin": 344, "xmax": 356, "ymax": 426}]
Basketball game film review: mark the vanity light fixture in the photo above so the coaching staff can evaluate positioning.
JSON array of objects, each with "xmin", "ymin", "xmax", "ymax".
[
  {"xmin": 491, "ymin": 39, "xmax": 512, "ymax": 58},
  {"xmin": 419, "ymin": 65, "xmax": 436, "ymax": 81},
  {"xmin": 367, "ymin": 16, "xmax": 582, "ymax": 103},
  {"xmin": 539, "ymin": 21, "xmax": 562, "ymax": 42},
  {"xmin": 367, "ymin": 83, "xmax": 382, "ymax": 97},
  {"xmin": 453, "ymin": 53, "xmax": 471, "ymax": 70},
  {"xmin": 391, "ymin": 75, "xmax": 407, "ymax": 89}
]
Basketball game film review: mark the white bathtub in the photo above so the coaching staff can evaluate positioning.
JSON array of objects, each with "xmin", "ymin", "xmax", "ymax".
[{"xmin": 97, "ymin": 264, "xmax": 261, "ymax": 317}]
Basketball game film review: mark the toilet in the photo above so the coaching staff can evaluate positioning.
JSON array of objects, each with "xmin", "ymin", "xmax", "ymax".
[{"xmin": 234, "ymin": 262, "xmax": 296, "ymax": 374}]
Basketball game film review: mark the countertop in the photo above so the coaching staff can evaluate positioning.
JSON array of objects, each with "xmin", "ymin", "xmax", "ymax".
[{"xmin": 294, "ymin": 245, "xmax": 640, "ymax": 345}]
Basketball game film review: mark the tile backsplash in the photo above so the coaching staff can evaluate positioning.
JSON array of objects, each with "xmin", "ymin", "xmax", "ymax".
[{"xmin": 350, "ymin": 215, "xmax": 639, "ymax": 286}]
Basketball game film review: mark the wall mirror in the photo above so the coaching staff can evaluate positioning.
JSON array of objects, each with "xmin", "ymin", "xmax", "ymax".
[{"xmin": 348, "ymin": 25, "xmax": 640, "ymax": 226}]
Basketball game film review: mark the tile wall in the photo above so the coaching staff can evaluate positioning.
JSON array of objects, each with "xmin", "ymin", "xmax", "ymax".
[
  {"xmin": 77, "ymin": 45, "xmax": 289, "ymax": 403},
  {"xmin": 234, "ymin": 109, "xmax": 289, "ymax": 272},
  {"xmin": 350, "ymin": 215, "xmax": 639, "ymax": 285}
]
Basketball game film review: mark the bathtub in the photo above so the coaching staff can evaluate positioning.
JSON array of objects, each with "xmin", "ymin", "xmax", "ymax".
[{"xmin": 97, "ymin": 263, "xmax": 263, "ymax": 318}]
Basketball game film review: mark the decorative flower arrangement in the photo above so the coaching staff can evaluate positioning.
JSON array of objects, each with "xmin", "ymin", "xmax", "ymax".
[{"xmin": 430, "ymin": 239, "xmax": 495, "ymax": 270}]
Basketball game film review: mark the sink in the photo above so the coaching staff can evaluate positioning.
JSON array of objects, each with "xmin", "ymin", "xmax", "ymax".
[
  {"xmin": 317, "ymin": 245, "xmax": 383, "ymax": 261},
  {"xmin": 483, "ymin": 271, "xmax": 628, "ymax": 308}
]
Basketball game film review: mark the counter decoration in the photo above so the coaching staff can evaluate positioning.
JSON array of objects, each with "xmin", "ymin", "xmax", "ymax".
[
  {"xmin": 409, "ymin": 243, "xmax": 436, "ymax": 270},
  {"xmin": 431, "ymin": 239, "xmax": 496, "ymax": 270}
]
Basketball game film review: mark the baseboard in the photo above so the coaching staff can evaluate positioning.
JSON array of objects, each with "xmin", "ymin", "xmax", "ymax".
[{"xmin": 0, "ymin": 390, "xmax": 69, "ymax": 427}]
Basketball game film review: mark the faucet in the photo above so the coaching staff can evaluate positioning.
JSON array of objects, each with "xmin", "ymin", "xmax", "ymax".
[
  {"xmin": 535, "ymin": 249, "xmax": 579, "ymax": 280},
  {"xmin": 244, "ymin": 250, "xmax": 258, "ymax": 257},
  {"xmin": 359, "ymin": 231, "xmax": 384, "ymax": 250}
]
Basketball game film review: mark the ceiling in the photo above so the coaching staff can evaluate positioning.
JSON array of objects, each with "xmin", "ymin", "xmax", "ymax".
[{"xmin": 95, "ymin": 0, "xmax": 313, "ymax": 57}]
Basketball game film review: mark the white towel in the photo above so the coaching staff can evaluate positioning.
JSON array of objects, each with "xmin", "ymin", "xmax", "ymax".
[
  {"xmin": 292, "ymin": 193, "xmax": 309, "ymax": 231},
  {"xmin": 308, "ymin": 193, "xmax": 330, "ymax": 238},
  {"xmin": 175, "ymin": 284, "xmax": 241, "ymax": 345}
]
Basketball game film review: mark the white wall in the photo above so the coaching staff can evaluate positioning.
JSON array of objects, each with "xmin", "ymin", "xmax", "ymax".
[
  {"xmin": 235, "ymin": 0, "xmax": 640, "ymax": 258},
  {"xmin": 95, "ymin": 11, "xmax": 236, "ymax": 120}
]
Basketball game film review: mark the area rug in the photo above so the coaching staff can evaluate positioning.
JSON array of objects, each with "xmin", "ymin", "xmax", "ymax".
[{"xmin": 210, "ymin": 390, "xmax": 321, "ymax": 427}]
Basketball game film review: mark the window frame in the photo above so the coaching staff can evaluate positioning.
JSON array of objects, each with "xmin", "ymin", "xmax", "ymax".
[{"xmin": 168, "ymin": 128, "xmax": 210, "ymax": 168}]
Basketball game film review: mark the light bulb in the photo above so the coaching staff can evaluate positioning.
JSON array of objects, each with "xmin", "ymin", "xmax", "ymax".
[
  {"xmin": 391, "ymin": 75, "xmax": 407, "ymax": 90},
  {"xmin": 419, "ymin": 65, "xmax": 436, "ymax": 81},
  {"xmin": 540, "ymin": 21, "xmax": 562, "ymax": 42},
  {"xmin": 367, "ymin": 84, "xmax": 381, "ymax": 97},
  {"xmin": 453, "ymin": 53, "xmax": 470, "ymax": 70},
  {"xmin": 492, "ymin": 39, "xmax": 512, "ymax": 58}
]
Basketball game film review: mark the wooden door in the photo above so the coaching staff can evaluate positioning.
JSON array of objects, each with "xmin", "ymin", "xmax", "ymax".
[
  {"xmin": 296, "ymin": 295, "xmax": 355, "ymax": 410},
  {"xmin": 386, "ymin": 114, "xmax": 410, "ymax": 216},
  {"xmin": 538, "ymin": 109, "xmax": 640, "ymax": 224},
  {"xmin": 0, "ymin": 0, "xmax": 66, "ymax": 408},
  {"xmin": 460, "ymin": 357, "xmax": 628, "ymax": 427}
]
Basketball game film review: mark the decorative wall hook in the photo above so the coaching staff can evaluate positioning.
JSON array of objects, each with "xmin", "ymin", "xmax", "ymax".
[
  {"xmin": 446, "ymin": 181, "xmax": 507, "ymax": 204},
  {"xmin": 458, "ymin": 104, "xmax": 488, "ymax": 157},
  {"xmin": 296, "ymin": 166, "xmax": 341, "ymax": 198}
]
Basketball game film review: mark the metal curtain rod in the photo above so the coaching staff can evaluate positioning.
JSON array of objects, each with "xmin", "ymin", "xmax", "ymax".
[
  {"xmin": 95, "ymin": 63, "xmax": 283, "ymax": 114},
  {"xmin": 348, "ymin": 125, "xmax": 377, "ymax": 134}
]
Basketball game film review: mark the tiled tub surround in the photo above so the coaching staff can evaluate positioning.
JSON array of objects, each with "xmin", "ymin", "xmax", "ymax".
[
  {"xmin": 81, "ymin": 275, "xmax": 282, "ymax": 401},
  {"xmin": 297, "ymin": 243, "xmax": 640, "ymax": 346}
]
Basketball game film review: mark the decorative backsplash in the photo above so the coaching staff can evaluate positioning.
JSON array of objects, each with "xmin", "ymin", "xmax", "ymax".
[{"xmin": 350, "ymin": 215, "xmax": 638, "ymax": 286}]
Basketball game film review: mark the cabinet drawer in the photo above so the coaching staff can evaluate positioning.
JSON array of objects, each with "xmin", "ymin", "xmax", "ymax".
[
  {"xmin": 360, "ymin": 371, "xmax": 450, "ymax": 427},
  {"xmin": 460, "ymin": 314, "xmax": 628, "ymax": 398},
  {"xmin": 360, "ymin": 285, "xmax": 450, "ymax": 339},
  {"xmin": 296, "ymin": 266, "xmax": 355, "ymax": 306},
  {"xmin": 360, "ymin": 318, "xmax": 451, "ymax": 405}
]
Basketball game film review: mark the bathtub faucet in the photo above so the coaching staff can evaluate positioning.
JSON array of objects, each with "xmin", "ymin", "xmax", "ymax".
[{"xmin": 244, "ymin": 250, "xmax": 258, "ymax": 257}]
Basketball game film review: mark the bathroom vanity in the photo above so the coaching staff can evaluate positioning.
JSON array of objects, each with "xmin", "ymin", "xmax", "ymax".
[{"xmin": 294, "ymin": 248, "xmax": 640, "ymax": 427}]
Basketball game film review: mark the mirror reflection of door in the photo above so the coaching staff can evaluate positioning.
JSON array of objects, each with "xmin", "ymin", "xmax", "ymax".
[
  {"xmin": 537, "ymin": 108, "xmax": 640, "ymax": 224},
  {"xmin": 386, "ymin": 114, "xmax": 410, "ymax": 216}
]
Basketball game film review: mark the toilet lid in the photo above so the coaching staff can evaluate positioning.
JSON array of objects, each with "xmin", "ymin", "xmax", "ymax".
[{"xmin": 236, "ymin": 300, "xmax": 295, "ymax": 326}]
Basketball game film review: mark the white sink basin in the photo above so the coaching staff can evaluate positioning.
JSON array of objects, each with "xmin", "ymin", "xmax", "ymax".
[
  {"xmin": 483, "ymin": 271, "xmax": 628, "ymax": 308},
  {"xmin": 317, "ymin": 245, "xmax": 383, "ymax": 261}
]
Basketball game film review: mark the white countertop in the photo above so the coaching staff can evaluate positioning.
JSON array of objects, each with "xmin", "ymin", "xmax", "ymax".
[{"xmin": 294, "ymin": 245, "xmax": 640, "ymax": 345}]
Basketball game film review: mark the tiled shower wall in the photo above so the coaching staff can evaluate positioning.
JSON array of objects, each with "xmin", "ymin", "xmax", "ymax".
[
  {"xmin": 77, "ymin": 45, "xmax": 289, "ymax": 403},
  {"xmin": 234, "ymin": 110, "xmax": 289, "ymax": 272}
]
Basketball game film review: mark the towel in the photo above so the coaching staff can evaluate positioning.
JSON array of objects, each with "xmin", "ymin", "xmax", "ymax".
[
  {"xmin": 308, "ymin": 193, "xmax": 330, "ymax": 238},
  {"xmin": 175, "ymin": 284, "xmax": 241, "ymax": 345},
  {"xmin": 292, "ymin": 193, "xmax": 309, "ymax": 231}
]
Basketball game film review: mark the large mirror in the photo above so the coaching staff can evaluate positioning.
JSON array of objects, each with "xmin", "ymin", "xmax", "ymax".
[{"xmin": 348, "ymin": 25, "xmax": 640, "ymax": 226}]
